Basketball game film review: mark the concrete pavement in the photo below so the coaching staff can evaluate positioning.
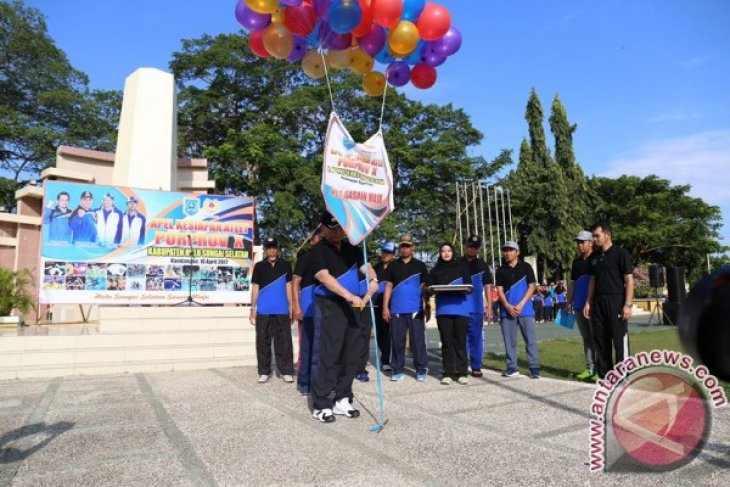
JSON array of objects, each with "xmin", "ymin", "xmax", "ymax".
[{"xmin": 1, "ymin": 359, "xmax": 728, "ymax": 486}]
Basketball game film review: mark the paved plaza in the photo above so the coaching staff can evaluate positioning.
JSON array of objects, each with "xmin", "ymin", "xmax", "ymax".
[{"xmin": 1, "ymin": 318, "xmax": 729, "ymax": 486}]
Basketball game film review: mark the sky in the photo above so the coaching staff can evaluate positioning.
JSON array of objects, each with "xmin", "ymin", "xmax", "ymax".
[{"xmin": 23, "ymin": 0, "xmax": 730, "ymax": 245}]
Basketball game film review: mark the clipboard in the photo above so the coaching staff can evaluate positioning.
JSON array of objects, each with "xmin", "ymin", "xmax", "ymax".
[{"xmin": 427, "ymin": 284, "xmax": 473, "ymax": 293}]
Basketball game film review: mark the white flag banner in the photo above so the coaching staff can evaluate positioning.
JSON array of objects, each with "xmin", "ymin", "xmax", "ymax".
[{"xmin": 321, "ymin": 112, "xmax": 394, "ymax": 244}]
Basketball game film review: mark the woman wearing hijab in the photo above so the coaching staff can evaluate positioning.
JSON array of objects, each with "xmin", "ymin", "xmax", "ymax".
[{"xmin": 427, "ymin": 243, "xmax": 473, "ymax": 385}]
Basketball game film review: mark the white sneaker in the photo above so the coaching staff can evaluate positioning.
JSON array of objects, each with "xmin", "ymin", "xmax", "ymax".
[
  {"xmin": 332, "ymin": 398, "xmax": 360, "ymax": 418},
  {"xmin": 257, "ymin": 374, "xmax": 269, "ymax": 383},
  {"xmin": 282, "ymin": 375, "xmax": 294, "ymax": 383},
  {"xmin": 312, "ymin": 408, "xmax": 335, "ymax": 423}
]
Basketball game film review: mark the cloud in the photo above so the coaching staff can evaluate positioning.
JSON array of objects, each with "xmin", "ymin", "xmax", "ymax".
[
  {"xmin": 679, "ymin": 54, "xmax": 715, "ymax": 69},
  {"xmin": 648, "ymin": 110, "xmax": 700, "ymax": 124},
  {"xmin": 601, "ymin": 130, "xmax": 730, "ymax": 207}
]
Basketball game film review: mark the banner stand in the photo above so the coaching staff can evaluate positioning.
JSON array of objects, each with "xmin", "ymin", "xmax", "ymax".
[{"xmin": 364, "ymin": 241, "xmax": 387, "ymax": 433}]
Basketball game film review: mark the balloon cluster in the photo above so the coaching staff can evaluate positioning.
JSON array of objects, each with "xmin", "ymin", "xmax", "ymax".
[{"xmin": 235, "ymin": 0, "xmax": 462, "ymax": 96}]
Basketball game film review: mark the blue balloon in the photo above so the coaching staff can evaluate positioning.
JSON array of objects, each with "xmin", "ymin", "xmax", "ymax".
[
  {"xmin": 402, "ymin": 0, "xmax": 426, "ymax": 22},
  {"xmin": 374, "ymin": 45, "xmax": 395, "ymax": 65},
  {"xmin": 307, "ymin": 20, "xmax": 322, "ymax": 47},
  {"xmin": 328, "ymin": 0, "xmax": 362, "ymax": 35},
  {"xmin": 405, "ymin": 40, "xmax": 424, "ymax": 65}
]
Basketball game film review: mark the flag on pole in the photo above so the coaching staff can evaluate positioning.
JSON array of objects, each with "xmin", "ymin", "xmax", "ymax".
[{"xmin": 321, "ymin": 112, "xmax": 394, "ymax": 244}]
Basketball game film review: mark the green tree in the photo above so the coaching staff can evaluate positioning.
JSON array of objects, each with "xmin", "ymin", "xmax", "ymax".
[
  {"xmin": 507, "ymin": 89, "xmax": 572, "ymax": 280},
  {"xmin": 590, "ymin": 174, "xmax": 724, "ymax": 281},
  {"xmin": 0, "ymin": 0, "xmax": 120, "ymax": 180},
  {"xmin": 170, "ymin": 33, "xmax": 500, "ymax": 257}
]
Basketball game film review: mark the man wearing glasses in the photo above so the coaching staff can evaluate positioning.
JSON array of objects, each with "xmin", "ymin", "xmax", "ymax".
[
  {"xmin": 582, "ymin": 222, "xmax": 634, "ymax": 379},
  {"xmin": 495, "ymin": 241, "xmax": 540, "ymax": 378}
]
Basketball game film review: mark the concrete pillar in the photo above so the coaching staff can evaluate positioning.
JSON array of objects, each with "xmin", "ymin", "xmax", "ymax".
[{"xmin": 113, "ymin": 68, "xmax": 178, "ymax": 191}]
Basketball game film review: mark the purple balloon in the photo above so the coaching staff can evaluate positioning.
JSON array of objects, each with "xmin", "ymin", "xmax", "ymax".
[
  {"xmin": 420, "ymin": 42, "xmax": 446, "ymax": 67},
  {"xmin": 432, "ymin": 27, "xmax": 462, "ymax": 57},
  {"xmin": 358, "ymin": 24, "xmax": 386, "ymax": 56},
  {"xmin": 319, "ymin": 22, "xmax": 352, "ymax": 50},
  {"xmin": 234, "ymin": 1, "xmax": 271, "ymax": 32},
  {"xmin": 280, "ymin": 0, "xmax": 303, "ymax": 6},
  {"xmin": 386, "ymin": 61, "xmax": 410, "ymax": 87},
  {"xmin": 287, "ymin": 35, "xmax": 307, "ymax": 62},
  {"xmin": 313, "ymin": 0, "xmax": 332, "ymax": 20}
]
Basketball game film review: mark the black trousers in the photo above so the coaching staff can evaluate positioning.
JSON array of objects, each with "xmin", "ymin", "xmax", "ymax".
[
  {"xmin": 312, "ymin": 296, "xmax": 363, "ymax": 410},
  {"xmin": 436, "ymin": 315, "xmax": 469, "ymax": 378},
  {"xmin": 374, "ymin": 304, "xmax": 391, "ymax": 366},
  {"xmin": 255, "ymin": 314, "xmax": 294, "ymax": 376},
  {"xmin": 591, "ymin": 294, "xmax": 629, "ymax": 378},
  {"xmin": 533, "ymin": 301, "xmax": 544, "ymax": 321},
  {"xmin": 357, "ymin": 308, "xmax": 373, "ymax": 373}
]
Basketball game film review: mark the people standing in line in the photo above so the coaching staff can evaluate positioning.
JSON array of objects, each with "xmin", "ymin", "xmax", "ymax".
[
  {"xmin": 490, "ymin": 286, "xmax": 500, "ymax": 325},
  {"xmin": 567, "ymin": 230, "xmax": 598, "ymax": 382},
  {"xmin": 532, "ymin": 289, "xmax": 544, "ymax": 323},
  {"xmin": 121, "ymin": 196, "xmax": 146, "ymax": 245},
  {"xmin": 95, "ymin": 193, "xmax": 123, "ymax": 246},
  {"xmin": 309, "ymin": 210, "xmax": 378, "ymax": 423},
  {"xmin": 250, "ymin": 237, "xmax": 295, "ymax": 384},
  {"xmin": 555, "ymin": 280, "xmax": 567, "ymax": 318},
  {"xmin": 69, "ymin": 191, "xmax": 98, "ymax": 244},
  {"xmin": 44, "ymin": 191, "xmax": 72, "ymax": 243},
  {"xmin": 428, "ymin": 243, "xmax": 473, "ymax": 385},
  {"xmin": 543, "ymin": 290, "xmax": 554, "ymax": 322},
  {"xmin": 583, "ymin": 222, "xmax": 634, "ymax": 379},
  {"xmin": 461, "ymin": 234, "xmax": 494, "ymax": 377},
  {"xmin": 382, "ymin": 234, "xmax": 430, "ymax": 382},
  {"xmin": 496, "ymin": 241, "xmax": 540, "ymax": 379},
  {"xmin": 355, "ymin": 242, "xmax": 395, "ymax": 382},
  {"xmin": 292, "ymin": 226, "xmax": 322, "ymax": 395}
]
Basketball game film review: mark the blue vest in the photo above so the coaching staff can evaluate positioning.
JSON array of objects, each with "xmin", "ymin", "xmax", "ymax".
[
  {"xmin": 502, "ymin": 277, "xmax": 535, "ymax": 318},
  {"xmin": 391, "ymin": 273, "xmax": 423, "ymax": 314},
  {"xmin": 435, "ymin": 278, "xmax": 470, "ymax": 317},
  {"xmin": 258, "ymin": 274, "xmax": 289, "ymax": 315},
  {"xmin": 572, "ymin": 274, "xmax": 591, "ymax": 309},
  {"xmin": 468, "ymin": 272, "xmax": 485, "ymax": 315},
  {"xmin": 315, "ymin": 265, "xmax": 360, "ymax": 297},
  {"xmin": 299, "ymin": 284, "xmax": 315, "ymax": 318}
]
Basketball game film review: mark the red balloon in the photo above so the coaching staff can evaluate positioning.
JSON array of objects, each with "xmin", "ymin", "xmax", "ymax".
[
  {"xmin": 249, "ymin": 30, "xmax": 271, "ymax": 57},
  {"xmin": 284, "ymin": 3, "xmax": 318, "ymax": 36},
  {"xmin": 352, "ymin": 0, "xmax": 374, "ymax": 37},
  {"xmin": 372, "ymin": 0, "xmax": 403, "ymax": 29},
  {"xmin": 416, "ymin": 3, "xmax": 450, "ymax": 41},
  {"xmin": 410, "ymin": 63, "xmax": 436, "ymax": 89}
]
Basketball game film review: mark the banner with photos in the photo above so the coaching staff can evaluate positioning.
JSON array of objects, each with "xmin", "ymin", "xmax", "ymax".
[{"xmin": 40, "ymin": 181, "xmax": 254, "ymax": 305}]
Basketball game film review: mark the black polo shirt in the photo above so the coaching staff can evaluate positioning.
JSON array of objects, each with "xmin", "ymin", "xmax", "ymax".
[
  {"xmin": 571, "ymin": 254, "xmax": 593, "ymax": 280},
  {"xmin": 310, "ymin": 238, "xmax": 363, "ymax": 295},
  {"xmin": 251, "ymin": 258, "xmax": 292, "ymax": 288},
  {"xmin": 373, "ymin": 262, "xmax": 390, "ymax": 282},
  {"xmin": 590, "ymin": 245, "xmax": 633, "ymax": 295},
  {"xmin": 461, "ymin": 256, "xmax": 494, "ymax": 285},
  {"xmin": 495, "ymin": 261, "xmax": 536, "ymax": 291},
  {"xmin": 294, "ymin": 249, "xmax": 316, "ymax": 288},
  {"xmin": 383, "ymin": 257, "xmax": 428, "ymax": 287}
]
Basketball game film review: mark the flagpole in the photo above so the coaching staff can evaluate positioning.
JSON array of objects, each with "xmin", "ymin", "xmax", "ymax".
[{"xmin": 363, "ymin": 239, "xmax": 386, "ymax": 432}]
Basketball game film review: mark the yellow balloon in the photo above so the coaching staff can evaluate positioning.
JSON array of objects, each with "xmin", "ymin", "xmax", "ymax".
[
  {"xmin": 326, "ymin": 48, "xmax": 355, "ymax": 70},
  {"xmin": 388, "ymin": 20, "xmax": 420, "ymax": 57},
  {"xmin": 363, "ymin": 71, "xmax": 386, "ymax": 96},
  {"xmin": 262, "ymin": 23, "xmax": 293, "ymax": 59},
  {"xmin": 350, "ymin": 49, "xmax": 374, "ymax": 75},
  {"xmin": 302, "ymin": 50, "xmax": 326, "ymax": 79},
  {"xmin": 245, "ymin": 0, "xmax": 278, "ymax": 14},
  {"xmin": 271, "ymin": 7, "xmax": 284, "ymax": 23}
]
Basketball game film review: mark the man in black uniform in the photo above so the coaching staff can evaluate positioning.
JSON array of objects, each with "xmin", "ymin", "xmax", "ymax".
[
  {"xmin": 382, "ymin": 235, "xmax": 430, "ymax": 382},
  {"xmin": 292, "ymin": 226, "xmax": 322, "ymax": 395},
  {"xmin": 373, "ymin": 242, "xmax": 396, "ymax": 372},
  {"xmin": 250, "ymin": 237, "xmax": 294, "ymax": 384},
  {"xmin": 310, "ymin": 210, "xmax": 378, "ymax": 423},
  {"xmin": 461, "ymin": 234, "xmax": 494, "ymax": 377},
  {"xmin": 583, "ymin": 223, "xmax": 634, "ymax": 379}
]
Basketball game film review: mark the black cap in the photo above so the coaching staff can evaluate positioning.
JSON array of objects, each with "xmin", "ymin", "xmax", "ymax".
[
  {"xmin": 80, "ymin": 191, "xmax": 93, "ymax": 199},
  {"xmin": 466, "ymin": 234, "xmax": 481, "ymax": 247},
  {"xmin": 320, "ymin": 210, "xmax": 340, "ymax": 229},
  {"xmin": 128, "ymin": 196, "xmax": 138, "ymax": 204},
  {"xmin": 263, "ymin": 237, "xmax": 278, "ymax": 248}
]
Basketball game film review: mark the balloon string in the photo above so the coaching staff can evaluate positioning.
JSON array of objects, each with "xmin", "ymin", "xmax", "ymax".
[
  {"xmin": 319, "ymin": 47, "xmax": 336, "ymax": 114},
  {"xmin": 378, "ymin": 79, "xmax": 388, "ymax": 132}
]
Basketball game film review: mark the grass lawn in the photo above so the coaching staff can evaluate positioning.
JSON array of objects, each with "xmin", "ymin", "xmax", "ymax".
[{"xmin": 483, "ymin": 328, "xmax": 730, "ymax": 396}]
